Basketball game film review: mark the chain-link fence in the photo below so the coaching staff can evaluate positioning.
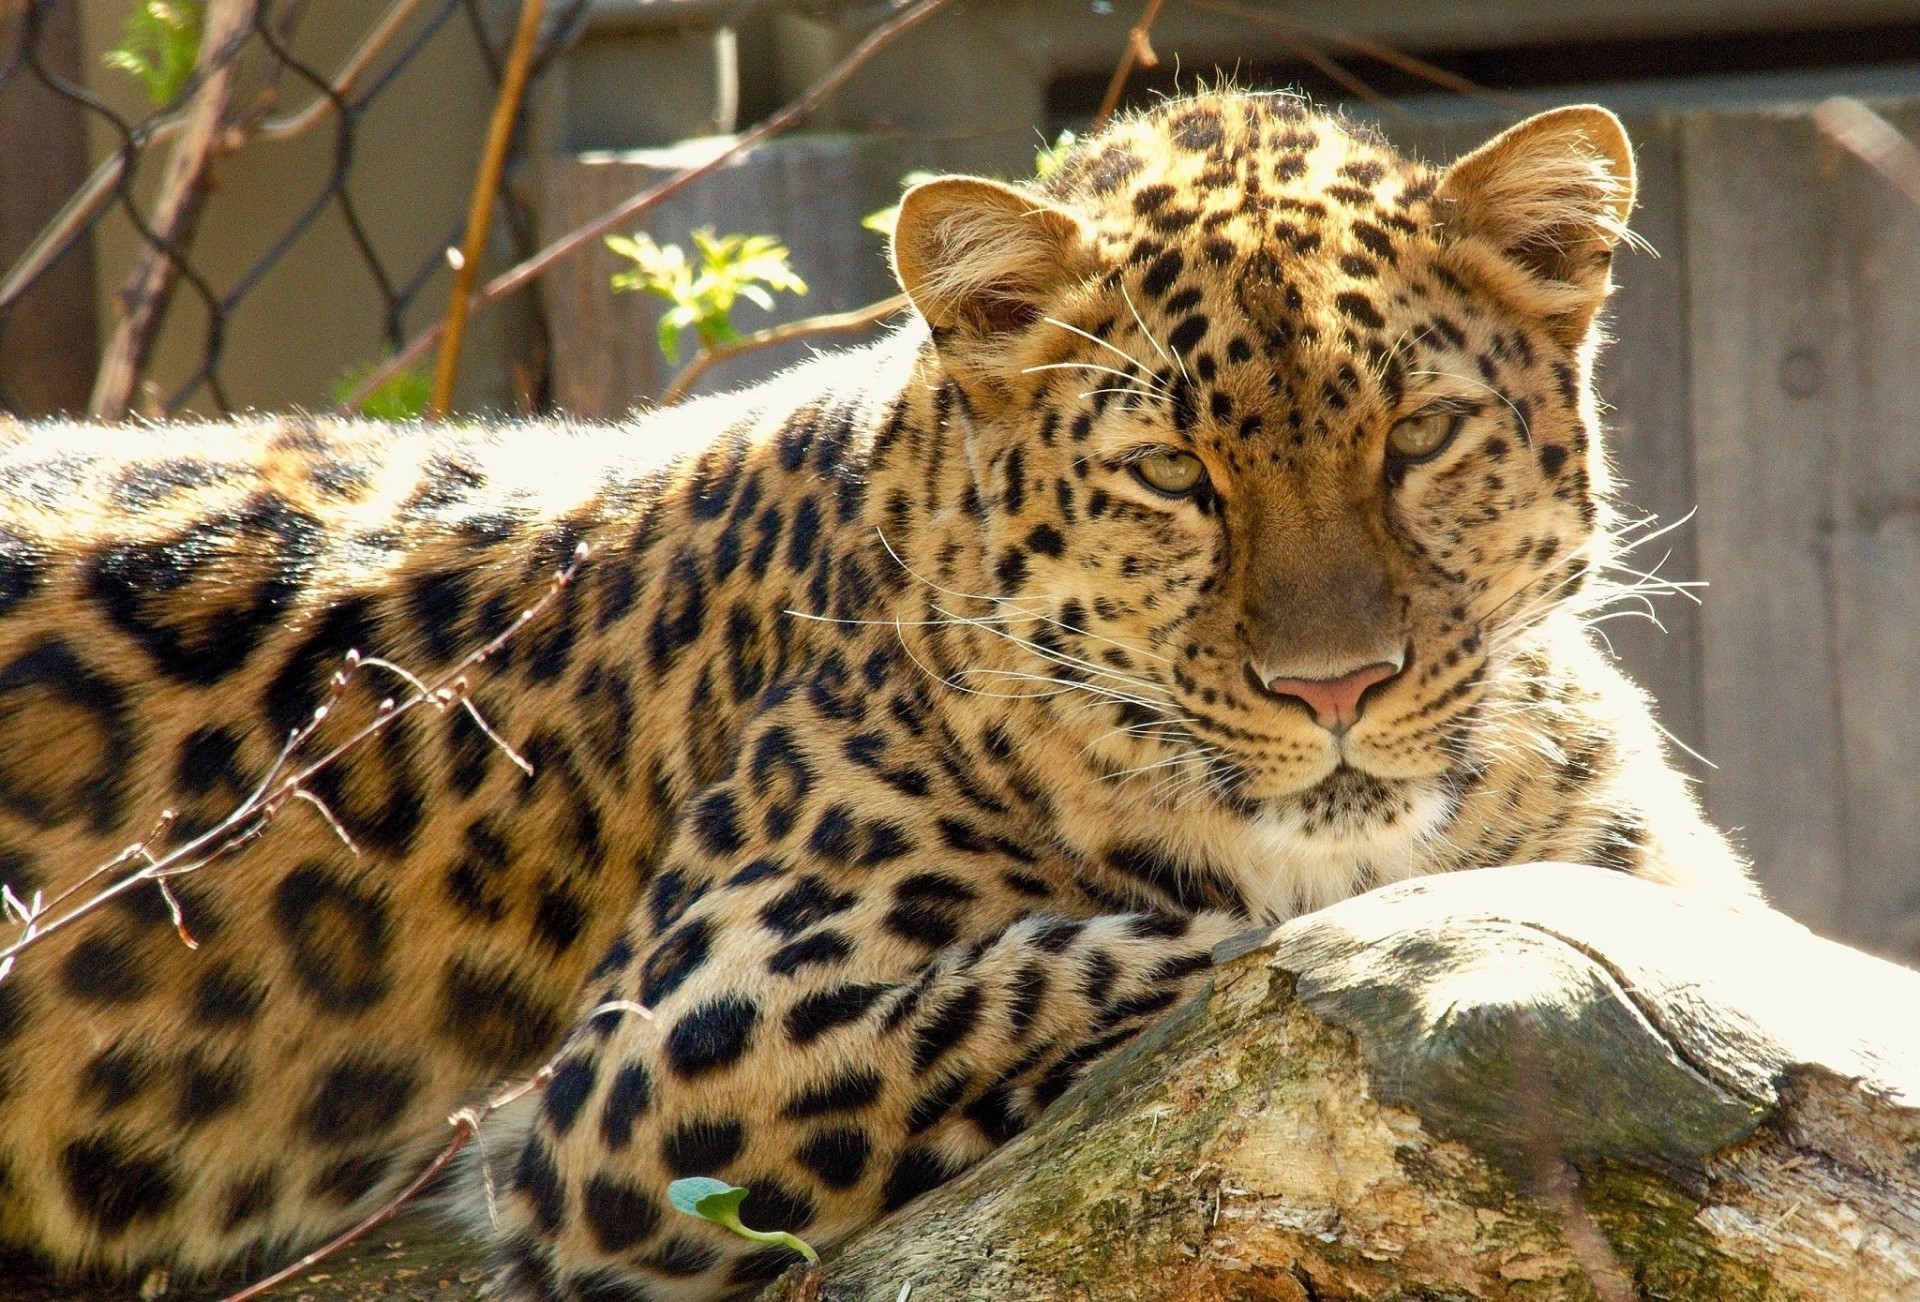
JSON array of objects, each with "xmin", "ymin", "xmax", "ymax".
[{"xmin": 0, "ymin": 0, "xmax": 586, "ymax": 420}]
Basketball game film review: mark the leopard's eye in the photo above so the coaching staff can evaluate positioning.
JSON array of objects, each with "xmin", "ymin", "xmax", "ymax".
[
  {"xmin": 1386, "ymin": 409, "xmax": 1463, "ymax": 462},
  {"xmin": 1132, "ymin": 450, "xmax": 1207, "ymax": 497}
]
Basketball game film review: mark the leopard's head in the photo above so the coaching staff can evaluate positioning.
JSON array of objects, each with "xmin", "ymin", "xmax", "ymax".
[{"xmin": 891, "ymin": 91, "xmax": 1636, "ymax": 812}]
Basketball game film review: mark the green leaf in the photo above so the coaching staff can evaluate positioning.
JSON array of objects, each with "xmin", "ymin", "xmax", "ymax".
[
  {"xmin": 667, "ymin": 1177, "xmax": 746, "ymax": 1220},
  {"xmin": 104, "ymin": 0, "xmax": 204, "ymax": 107},
  {"xmin": 610, "ymin": 226, "xmax": 807, "ymax": 368},
  {"xmin": 330, "ymin": 360, "xmax": 430, "ymax": 421},
  {"xmin": 657, "ymin": 312, "xmax": 688, "ymax": 364},
  {"xmin": 1034, "ymin": 128, "xmax": 1078, "ymax": 178},
  {"xmin": 665, "ymin": 1178, "xmax": 821, "ymax": 1266},
  {"xmin": 864, "ymin": 170, "xmax": 943, "ymax": 238}
]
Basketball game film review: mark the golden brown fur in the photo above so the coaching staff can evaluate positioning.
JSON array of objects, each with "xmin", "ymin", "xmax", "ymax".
[{"xmin": 0, "ymin": 92, "xmax": 1751, "ymax": 1299}]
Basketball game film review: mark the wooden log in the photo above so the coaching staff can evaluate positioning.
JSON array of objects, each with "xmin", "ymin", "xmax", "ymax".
[{"xmin": 763, "ymin": 864, "xmax": 1920, "ymax": 1301}]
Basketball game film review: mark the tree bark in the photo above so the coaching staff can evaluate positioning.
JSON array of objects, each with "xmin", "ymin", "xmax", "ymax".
[{"xmin": 763, "ymin": 864, "xmax": 1920, "ymax": 1302}]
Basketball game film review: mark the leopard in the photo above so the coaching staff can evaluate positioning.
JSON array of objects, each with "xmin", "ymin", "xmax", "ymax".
[{"xmin": 0, "ymin": 89, "xmax": 1755, "ymax": 1300}]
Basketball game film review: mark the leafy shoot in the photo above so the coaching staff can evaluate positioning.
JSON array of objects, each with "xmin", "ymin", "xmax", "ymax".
[
  {"xmin": 861, "ymin": 131, "xmax": 1076, "ymax": 238},
  {"xmin": 666, "ymin": 1178, "xmax": 820, "ymax": 1265},
  {"xmin": 607, "ymin": 230, "xmax": 807, "ymax": 363},
  {"xmin": 1034, "ymin": 128, "xmax": 1078, "ymax": 178},
  {"xmin": 104, "ymin": 0, "xmax": 204, "ymax": 107},
  {"xmin": 332, "ymin": 361, "xmax": 432, "ymax": 421}
]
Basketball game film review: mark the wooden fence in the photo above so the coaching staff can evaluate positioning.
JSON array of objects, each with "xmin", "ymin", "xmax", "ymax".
[{"xmin": 542, "ymin": 97, "xmax": 1920, "ymax": 965}]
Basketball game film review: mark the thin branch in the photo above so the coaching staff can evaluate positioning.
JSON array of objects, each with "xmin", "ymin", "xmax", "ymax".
[
  {"xmin": 1814, "ymin": 96, "xmax": 1920, "ymax": 214},
  {"xmin": 1174, "ymin": 0, "xmax": 1398, "ymax": 117},
  {"xmin": 89, "ymin": 0, "xmax": 260, "ymax": 419},
  {"xmin": 660, "ymin": 292, "xmax": 912, "ymax": 406},
  {"xmin": 337, "ymin": 0, "xmax": 962, "ymax": 413},
  {"xmin": 1094, "ymin": 0, "xmax": 1166, "ymax": 129},
  {"xmin": 1301, "ymin": 21, "xmax": 1529, "ymax": 109},
  {"xmin": 210, "ymin": 996, "xmax": 656, "ymax": 1302},
  {"xmin": 212, "ymin": 1060, "xmax": 557, "ymax": 1302},
  {"xmin": 1261, "ymin": 24, "xmax": 1400, "ymax": 118},
  {"xmin": 1183, "ymin": 0, "xmax": 1528, "ymax": 111},
  {"xmin": 253, "ymin": 0, "xmax": 433, "ymax": 142},
  {"xmin": 430, "ymin": 0, "xmax": 547, "ymax": 418},
  {"xmin": 291, "ymin": 786, "xmax": 361, "ymax": 854},
  {"xmin": 0, "ymin": 544, "xmax": 588, "ymax": 977},
  {"xmin": 460, "ymin": 692, "xmax": 535, "ymax": 775}
]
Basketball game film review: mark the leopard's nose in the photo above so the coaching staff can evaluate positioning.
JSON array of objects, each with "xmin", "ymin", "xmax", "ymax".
[{"xmin": 1245, "ymin": 654, "xmax": 1405, "ymax": 732}]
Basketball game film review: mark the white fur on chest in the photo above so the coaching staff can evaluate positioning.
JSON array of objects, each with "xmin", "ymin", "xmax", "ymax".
[
  {"xmin": 1217, "ymin": 782, "xmax": 1455, "ymax": 922},
  {"xmin": 1071, "ymin": 773, "xmax": 1456, "ymax": 925}
]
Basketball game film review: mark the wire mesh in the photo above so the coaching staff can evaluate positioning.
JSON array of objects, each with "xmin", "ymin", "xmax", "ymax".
[{"xmin": 0, "ymin": 0, "xmax": 586, "ymax": 419}]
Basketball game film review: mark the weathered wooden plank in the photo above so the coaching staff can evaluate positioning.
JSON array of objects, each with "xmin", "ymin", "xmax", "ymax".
[
  {"xmin": 1819, "ymin": 99, "xmax": 1920, "ymax": 962},
  {"xmin": 1832, "ymin": 517, "xmax": 1920, "ymax": 961},
  {"xmin": 1679, "ymin": 107, "xmax": 1852, "ymax": 931},
  {"xmin": 1586, "ymin": 109, "xmax": 1708, "ymax": 779}
]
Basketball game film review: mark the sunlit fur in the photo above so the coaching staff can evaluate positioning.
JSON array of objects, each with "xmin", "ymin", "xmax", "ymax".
[{"xmin": 0, "ymin": 91, "xmax": 1752, "ymax": 1299}]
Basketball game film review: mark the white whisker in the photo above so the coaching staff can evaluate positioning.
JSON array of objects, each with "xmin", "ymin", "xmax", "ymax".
[
  {"xmin": 1040, "ymin": 315, "xmax": 1165, "ymax": 378},
  {"xmin": 1021, "ymin": 361, "xmax": 1167, "ymax": 393},
  {"xmin": 1120, "ymin": 280, "xmax": 1189, "ymax": 385}
]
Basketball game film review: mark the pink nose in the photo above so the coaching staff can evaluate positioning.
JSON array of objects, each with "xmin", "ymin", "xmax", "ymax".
[{"xmin": 1258, "ymin": 660, "xmax": 1403, "ymax": 731}]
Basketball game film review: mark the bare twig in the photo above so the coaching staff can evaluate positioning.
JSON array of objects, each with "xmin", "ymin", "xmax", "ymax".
[
  {"xmin": 88, "ymin": 0, "xmax": 259, "ymax": 420},
  {"xmin": 338, "ymin": 0, "xmax": 963, "ymax": 413},
  {"xmin": 430, "ymin": 0, "xmax": 547, "ymax": 418},
  {"xmin": 252, "ymin": 0, "xmax": 432, "ymax": 143},
  {"xmin": 660, "ymin": 292, "xmax": 912, "ymax": 406},
  {"xmin": 1297, "ymin": 21, "xmax": 1527, "ymax": 108},
  {"xmin": 210, "ymin": 997, "xmax": 656, "ymax": 1302},
  {"xmin": 1093, "ymin": 0, "xmax": 1166, "ymax": 129},
  {"xmin": 0, "ymin": 541, "xmax": 603, "ymax": 1296},
  {"xmin": 1182, "ymin": 0, "xmax": 1527, "ymax": 111},
  {"xmin": 0, "ymin": 0, "xmax": 431, "ymax": 315},
  {"xmin": 213, "ymin": 1061, "xmax": 555, "ymax": 1302},
  {"xmin": 1251, "ymin": 19, "xmax": 1400, "ymax": 118},
  {"xmin": 1814, "ymin": 96, "xmax": 1920, "ymax": 214},
  {"xmin": 0, "ymin": 544, "xmax": 589, "ymax": 978}
]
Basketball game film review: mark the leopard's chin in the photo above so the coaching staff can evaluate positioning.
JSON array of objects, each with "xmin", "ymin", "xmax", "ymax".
[
  {"xmin": 1231, "ymin": 755, "xmax": 1433, "ymax": 812},
  {"xmin": 1281, "ymin": 761, "xmax": 1392, "ymax": 807}
]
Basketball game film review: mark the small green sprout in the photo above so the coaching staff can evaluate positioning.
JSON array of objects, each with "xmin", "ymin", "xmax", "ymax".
[
  {"xmin": 1033, "ymin": 128, "xmax": 1078, "ymax": 178},
  {"xmin": 606, "ymin": 229, "xmax": 808, "ymax": 363},
  {"xmin": 862, "ymin": 130, "xmax": 1077, "ymax": 238},
  {"xmin": 104, "ymin": 0, "xmax": 204, "ymax": 107},
  {"xmin": 666, "ymin": 1177, "xmax": 819, "ymax": 1265},
  {"xmin": 861, "ymin": 171, "xmax": 941, "ymax": 239},
  {"xmin": 331, "ymin": 360, "xmax": 431, "ymax": 421}
]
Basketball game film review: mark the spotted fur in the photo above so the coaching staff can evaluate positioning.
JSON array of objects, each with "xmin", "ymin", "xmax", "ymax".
[{"xmin": 0, "ymin": 92, "xmax": 1751, "ymax": 1298}]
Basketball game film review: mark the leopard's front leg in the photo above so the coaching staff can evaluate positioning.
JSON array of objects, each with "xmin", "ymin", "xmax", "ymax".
[{"xmin": 469, "ymin": 719, "xmax": 1239, "ymax": 1301}]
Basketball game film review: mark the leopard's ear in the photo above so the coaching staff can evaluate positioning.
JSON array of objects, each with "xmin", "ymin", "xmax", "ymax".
[
  {"xmin": 891, "ymin": 177, "xmax": 1095, "ymax": 339},
  {"xmin": 1436, "ymin": 106, "xmax": 1636, "ymax": 331}
]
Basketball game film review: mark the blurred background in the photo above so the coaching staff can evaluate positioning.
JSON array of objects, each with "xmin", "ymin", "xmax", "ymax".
[{"xmin": 1, "ymin": 0, "xmax": 1917, "ymax": 963}]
